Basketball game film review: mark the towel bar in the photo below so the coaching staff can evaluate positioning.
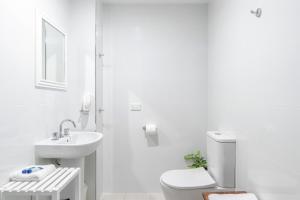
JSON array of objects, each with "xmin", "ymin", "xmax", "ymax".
[{"xmin": 0, "ymin": 167, "xmax": 80, "ymax": 200}]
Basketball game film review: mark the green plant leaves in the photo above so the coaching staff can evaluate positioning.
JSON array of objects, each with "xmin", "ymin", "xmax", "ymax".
[{"xmin": 184, "ymin": 150, "xmax": 207, "ymax": 169}]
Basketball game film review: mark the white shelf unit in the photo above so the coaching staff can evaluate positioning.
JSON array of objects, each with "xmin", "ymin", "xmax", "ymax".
[{"xmin": 0, "ymin": 167, "xmax": 80, "ymax": 200}]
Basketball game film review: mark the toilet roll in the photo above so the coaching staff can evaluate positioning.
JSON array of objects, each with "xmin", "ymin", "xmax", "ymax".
[{"xmin": 143, "ymin": 124, "xmax": 158, "ymax": 136}]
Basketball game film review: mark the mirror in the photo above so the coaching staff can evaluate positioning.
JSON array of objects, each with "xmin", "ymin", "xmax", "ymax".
[
  {"xmin": 36, "ymin": 11, "xmax": 67, "ymax": 90},
  {"xmin": 42, "ymin": 20, "xmax": 66, "ymax": 83}
]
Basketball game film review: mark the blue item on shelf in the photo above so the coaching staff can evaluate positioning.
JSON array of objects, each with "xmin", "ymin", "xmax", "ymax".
[{"xmin": 21, "ymin": 167, "xmax": 44, "ymax": 174}]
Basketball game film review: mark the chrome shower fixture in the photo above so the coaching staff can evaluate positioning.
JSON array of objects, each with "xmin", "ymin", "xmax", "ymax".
[{"xmin": 251, "ymin": 8, "xmax": 262, "ymax": 18}]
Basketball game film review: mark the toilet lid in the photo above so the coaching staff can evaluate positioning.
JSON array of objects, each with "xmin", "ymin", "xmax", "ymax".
[{"xmin": 160, "ymin": 168, "xmax": 216, "ymax": 189}]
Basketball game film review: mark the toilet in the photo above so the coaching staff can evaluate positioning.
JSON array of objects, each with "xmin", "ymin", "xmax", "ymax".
[{"xmin": 160, "ymin": 131, "xmax": 236, "ymax": 200}]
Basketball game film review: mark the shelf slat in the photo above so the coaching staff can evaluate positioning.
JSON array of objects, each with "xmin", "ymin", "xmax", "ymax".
[
  {"xmin": 43, "ymin": 168, "xmax": 74, "ymax": 192},
  {"xmin": 0, "ymin": 167, "xmax": 80, "ymax": 198}
]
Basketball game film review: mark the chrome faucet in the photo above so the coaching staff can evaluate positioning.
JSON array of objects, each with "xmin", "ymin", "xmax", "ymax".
[{"xmin": 59, "ymin": 119, "xmax": 76, "ymax": 138}]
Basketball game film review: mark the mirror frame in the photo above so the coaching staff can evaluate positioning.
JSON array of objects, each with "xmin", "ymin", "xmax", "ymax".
[{"xmin": 35, "ymin": 10, "xmax": 68, "ymax": 90}]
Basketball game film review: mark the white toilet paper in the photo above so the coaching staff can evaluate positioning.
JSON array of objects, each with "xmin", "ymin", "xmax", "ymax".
[{"xmin": 144, "ymin": 124, "xmax": 158, "ymax": 136}]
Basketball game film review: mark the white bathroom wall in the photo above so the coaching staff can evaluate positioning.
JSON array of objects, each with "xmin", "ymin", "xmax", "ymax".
[
  {"xmin": 208, "ymin": 0, "xmax": 300, "ymax": 199},
  {"xmin": 69, "ymin": 0, "xmax": 97, "ymax": 131},
  {"xmin": 0, "ymin": 0, "xmax": 96, "ymax": 187},
  {"xmin": 103, "ymin": 4, "xmax": 208, "ymax": 192}
]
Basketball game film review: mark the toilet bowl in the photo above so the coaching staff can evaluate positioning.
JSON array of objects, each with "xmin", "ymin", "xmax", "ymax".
[
  {"xmin": 160, "ymin": 131, "xmax": 236, "ymax": 200},
  {"xmin": 160, "ymin": 168, "xmax": 233, "ymax": 200}
]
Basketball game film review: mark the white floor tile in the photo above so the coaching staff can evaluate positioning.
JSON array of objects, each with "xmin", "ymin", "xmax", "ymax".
[
  {"xmin": 102, "ymin": 193, "xmax": 164, "ymax": 200},
  {"xmin": 148, "ymin": 193, "xmax": 165, "ymax": 200},
  {"xmin": 101, "ymin": 193, "xmax": 125, "ymax": 200},
  {"xmin": 124, "ymin": 193, "xmax": 149, "ymax": 200}
]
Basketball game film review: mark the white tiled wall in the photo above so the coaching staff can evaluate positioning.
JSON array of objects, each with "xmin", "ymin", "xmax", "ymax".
[
  {"xmin": 0, "ymin": 0, "xmax": 96, "ymax": 187},
  {"xmin": 102, "ymin": 4, "xmax": 208, "ymax": 192},
  {"xmin": 208, "ymin": 0, "xmax": 300, "ymax": 199}
]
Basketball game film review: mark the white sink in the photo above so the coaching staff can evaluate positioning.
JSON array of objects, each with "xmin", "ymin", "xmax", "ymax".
[{"xmin": 35, "ymin": 131, "xmax": 103, "ymax": 159}]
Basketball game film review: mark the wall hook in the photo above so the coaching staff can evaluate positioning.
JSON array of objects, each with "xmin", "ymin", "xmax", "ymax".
[{"xmin": 251, "ymin": 8, "xmax": 262, "ymax": 18}]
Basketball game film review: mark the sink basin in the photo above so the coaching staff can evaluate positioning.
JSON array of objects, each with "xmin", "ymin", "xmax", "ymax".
[{"xmin": 35, "ymin": 131, "xmax": 103, "ymax": 159}]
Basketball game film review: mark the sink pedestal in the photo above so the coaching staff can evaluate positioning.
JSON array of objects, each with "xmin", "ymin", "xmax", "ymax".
[
  {"xmin": 35, "ymin": 131, "xmax": 103, "ymax": 200},
  {"xmin": 61, "ymin": 158, "xmax": 86, "ymax": 200}
]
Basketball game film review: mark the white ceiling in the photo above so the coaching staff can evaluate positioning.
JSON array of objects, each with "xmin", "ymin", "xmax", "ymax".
[{"xmin": 102, "ymin": 0, "xmax": 209, "ymax": 4}]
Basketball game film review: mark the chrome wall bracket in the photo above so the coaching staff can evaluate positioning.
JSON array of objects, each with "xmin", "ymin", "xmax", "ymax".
[{"xmin": 251, "ymin": 8, "xmax": 262, "ymax": 18}]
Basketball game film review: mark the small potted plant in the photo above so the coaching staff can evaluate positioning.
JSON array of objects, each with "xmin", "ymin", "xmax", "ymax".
[{"xmin": 184, "ymin": 150, "xmax": 207, "ymax": 170}]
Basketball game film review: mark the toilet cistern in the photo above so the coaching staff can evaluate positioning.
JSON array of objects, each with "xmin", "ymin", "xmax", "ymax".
[{"xmin": 59, "ymin": 119, "xmax": 76, "ymax": 138}]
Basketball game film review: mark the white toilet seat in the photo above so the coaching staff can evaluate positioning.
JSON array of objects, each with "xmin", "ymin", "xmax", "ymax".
[{"xmin": 160, "ymin": 168, "xmax": 217, "ymax": 190}]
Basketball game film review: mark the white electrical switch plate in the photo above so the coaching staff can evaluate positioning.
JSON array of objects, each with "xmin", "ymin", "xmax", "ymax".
[{"xmin": 130, "ymin": 103, "xmax": 142, "ymax": 111}]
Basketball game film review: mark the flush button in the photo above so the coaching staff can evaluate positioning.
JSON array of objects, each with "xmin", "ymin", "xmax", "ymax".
[
  {"xmin": 130, "ymin": 103, "xmax": 142, "ymax": 111},
  {"xmin": 214, "ymin": 132, "xmax": 222, "ymax": 136}
]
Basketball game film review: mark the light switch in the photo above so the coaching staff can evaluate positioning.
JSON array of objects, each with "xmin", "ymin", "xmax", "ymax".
[{"xmin": 130, "ymin": 103, "xmax": 142, "ymax": 111}]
